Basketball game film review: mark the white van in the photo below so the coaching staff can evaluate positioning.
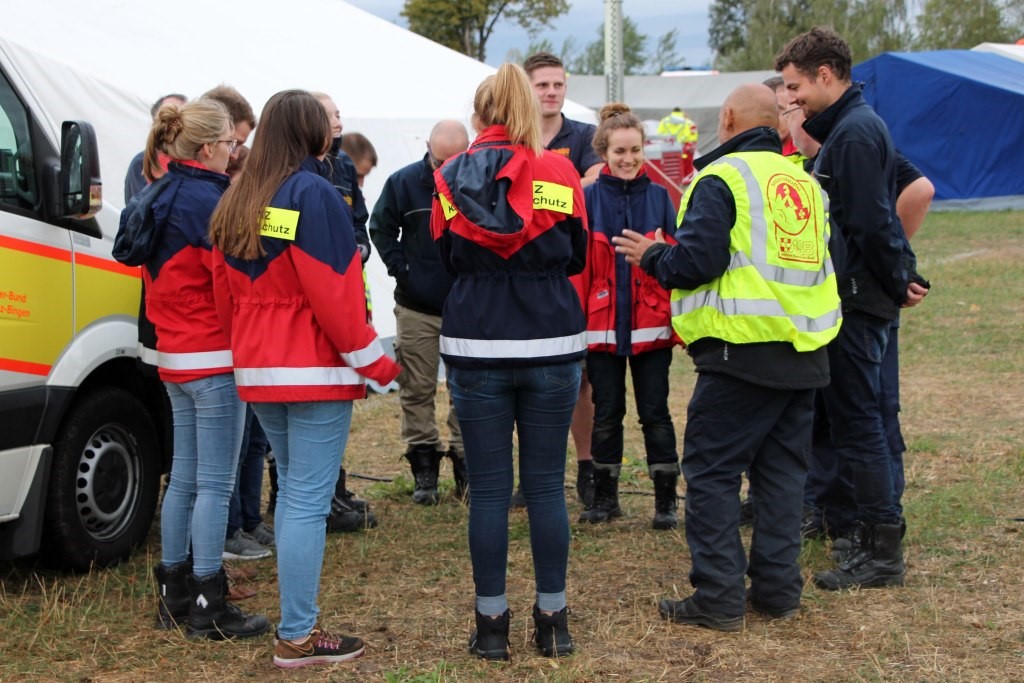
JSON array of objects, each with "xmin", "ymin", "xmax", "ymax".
[{"xmin": 0, "ymin": 55, "xmax": 169, "ymax": 570}]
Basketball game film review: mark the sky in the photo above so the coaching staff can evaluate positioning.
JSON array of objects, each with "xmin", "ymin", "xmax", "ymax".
[{"xmin": 344, "ymin": 0, "xmax": 715, "ymax": 69}]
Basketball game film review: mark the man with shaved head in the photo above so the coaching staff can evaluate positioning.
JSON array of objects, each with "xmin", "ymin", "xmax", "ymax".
[
  {"xmin": 370, "ymin": 120, "xmax": 470, "ymax": 505},
  {"xmin": 614, "ymin": 83, "xmax": 840, "ymax": 631}
]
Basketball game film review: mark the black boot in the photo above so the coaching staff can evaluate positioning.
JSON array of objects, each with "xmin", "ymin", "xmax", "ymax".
[
  {"xmin": 447, "ymin": 448, "xmax": 469, "ymax": 501},
  {"xmin": 651, "ymin": 469, "xmax": 679, "ymax": 530},
  {"xmin": 578, "ymin": 466, "xmax": 621, "ymax": 524},
  {"xmin": 813, "ymin": 522, "xmax": 905, "ymax": 590},
  {"xmin": 327, "ymin": 467, "xmax": 378, "ymax": 532},
  {"xmin": 575, "ymin": 460, "xmax": 595, "ymax": 507},
  {"xmin": 405, "ymin": 445, "xmax": 442, "ymax": 505},
  {"xmin": 468, "ymin": 609, "xmax": 511, "ymax": 661},
  {"xmin": 154, "ymin": 561, "xmax": 191, "ymax": 629},
  {"xmin": 532, "ymin": 604, "xmax": 574, "ymax": 657},
  {"xmin": 186, "ymin": 569, "xmax": 270, "ymax": 640},
  {"xmin": 266, "ymin": 457, "xmax": 278, "ymax": 517}
]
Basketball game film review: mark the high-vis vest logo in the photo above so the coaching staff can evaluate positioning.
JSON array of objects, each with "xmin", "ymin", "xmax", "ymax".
[{"xmin": 767, "ymin": 173, "xmax": 820, "ymax": 265}]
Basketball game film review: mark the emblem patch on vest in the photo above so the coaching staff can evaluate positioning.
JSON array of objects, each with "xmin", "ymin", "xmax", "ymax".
[{"xmin": 766, "ymin": 174, "xmax": 818, "ymax": 264}]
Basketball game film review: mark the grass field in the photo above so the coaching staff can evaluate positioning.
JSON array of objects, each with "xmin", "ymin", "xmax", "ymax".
[{"xmin": 2, "ymin": 210, "xmax": 1022, "ymax": 682}]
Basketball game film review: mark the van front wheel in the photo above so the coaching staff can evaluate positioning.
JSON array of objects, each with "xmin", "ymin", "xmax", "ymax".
[{"xmin": 43, "ymin": 387, "xmax": 161, "ymax": 571}]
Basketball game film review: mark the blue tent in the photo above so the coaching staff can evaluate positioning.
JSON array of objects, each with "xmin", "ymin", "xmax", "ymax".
[{"xmin": 853, "ymin": 51, "xmax": 1024, "ymax": 210}]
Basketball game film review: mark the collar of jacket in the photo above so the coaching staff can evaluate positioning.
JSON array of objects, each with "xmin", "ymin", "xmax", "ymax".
[
  {"xmin": 471, "ymin": 125, "xmax": 513, "ymax": 149},
  {"xmin": 596, "ymin": 165, "xmax": 651, "ymax": 193},
  {"xmin": 802, "ymin": 82, "xmax": 865, "ymax": 144},
  {"xmin": 695, "ymin": 126, "xmax": 782, "ymax": 170},
  {"xmin": 418, "ymin": 152, "xmax": 435, "ymax": 187},
  {"xmin": 166, "ymin": 160, "xmax": 230, "ymax": 187},
  {"xmin": 299, "ymin": 155, "xmax": 330, "ymax": 178}
]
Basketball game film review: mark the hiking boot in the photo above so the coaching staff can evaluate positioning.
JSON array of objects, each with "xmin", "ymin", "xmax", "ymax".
[
  {"xmin": 578, "ymin": 466, "xmax": 621, "ymax": 524},
  {"xmin": 448, "ymin": 448, "xmax": 469, "ymax": 501},
  {"xmin": 273, "ymin": 625, "xmax": 365, "ymax": 669},
  {"xmin": 246, "ymin": 522, "xmax": 275, "ymax": 547},
  {"xmin": 829, "ymin": 526, "xmax": 862, "ymax": 563},
  {"xmin": 328, "ymin": 467, "xmax": 378, "ymax": 532},
  {"xmin": 186, "ymin": 569, "xmax": 270, "ymax": 640},
  {"xmin": 532, "ymin": 605, "xmax": 574, "ymax": 657},
  {"xmin": 154, "ymin": 561, "xmax": 191, "ymax": 629},
  {"xmin": 575, "ymin": 460, "xmax": 595, "ymax": 507},
  {"xmin": 658, "ymin": 596, "xmax": 743, "ymax": 632},
  {"xmin": 813, "ymin": 522, "xmax": 906, "ymax": 591},
  {"xmin": 223, "ymin": 529, "xmax": 272, "ymax": 561},
  {"xmin": 405, "ymin": 445, "xmax": 442, "ymax": 505},
  {"xmin": 468, "ymin": 609, "xmax": 511, "ymax": 661},
  {"xmin": 509, "ymin": 486, "xmax": 527, "ymax": 509},
  {"xmin": 652, "ymin": 469, "xmax": 679, "ymax": 530},
  {"xmin": 266, "ymin": 457, "xmax": 278, "ymax": 517}
]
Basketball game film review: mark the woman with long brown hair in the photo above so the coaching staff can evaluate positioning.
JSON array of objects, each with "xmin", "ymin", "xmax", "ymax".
[{"xmin": 209, "ymin": 89, "xmax": 400, "ymax": 669}]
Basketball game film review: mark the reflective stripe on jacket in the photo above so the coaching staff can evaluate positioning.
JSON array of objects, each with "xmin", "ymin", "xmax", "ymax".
[{"xmin": 670, "ymin": 151, "xmax": 841, "ymax": 352}]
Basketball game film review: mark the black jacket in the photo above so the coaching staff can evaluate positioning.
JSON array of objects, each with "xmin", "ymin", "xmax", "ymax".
[
  {"xmin": 369, "ymin": 154, "xmax": 454, "ymax": 315},
  {"xmin": 640, "ymin": 126, "xmax": 829, "ymax": 390},
  {"xmin": 804, "ymin": 84, "xmax": 923, "ymax": 320}
]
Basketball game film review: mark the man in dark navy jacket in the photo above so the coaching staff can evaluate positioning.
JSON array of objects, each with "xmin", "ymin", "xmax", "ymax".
[
  {"xmin": 370, "ymin": 120, "xmax": 469, "ymax": 505},
  {"xmin": 775, "ymin": 27, "xmax": 929, "ymax": 591}
]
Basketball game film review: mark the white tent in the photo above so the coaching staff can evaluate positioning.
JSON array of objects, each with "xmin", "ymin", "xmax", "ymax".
[
  {"xmin": 972, "ymin": 42, "xmax": 1024, "ymax": 64},
  {"xmin": 0, "ymin": 0, "xmax": 596, "ymax": 339}
]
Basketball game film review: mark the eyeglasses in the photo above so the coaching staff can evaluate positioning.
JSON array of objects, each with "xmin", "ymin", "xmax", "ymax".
[{"xmin": 217, "ymin": 139, "xmax": 238, "ymax": 153}]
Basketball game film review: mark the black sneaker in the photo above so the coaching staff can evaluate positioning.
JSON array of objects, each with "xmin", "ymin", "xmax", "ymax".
[
  {"xmin": 273, "ymin": 625, "xmax": 365, "ymax": 669},
  {"xmin": 468, "ymin": 609, "xmax": 510, "ymax": 661},
  {"xmin": 658, "ymin": 596, "xmax": 743, "ymax": 632},
  {"xmin": 739, "ymin": 496, "xmax": 755, "ymax": 527},
  {"xmin": 532, "ymin": 605, "xmax": 574, "ymax": 657}
]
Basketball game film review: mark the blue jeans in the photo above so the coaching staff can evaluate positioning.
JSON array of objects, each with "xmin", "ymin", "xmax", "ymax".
[
  {"xmin": 448, "ymin": 362, "xmax": 580, "ymax": 615},
  {"xmin": 821, "ymin": 311, "xmax": 900, "ymax": 525},
  {"xmin": 161, "ymin": 374, "xmax": 245, "ymax": 576},
  {"xmin": 227, "ymin": 406, "xmax": 269, "ymax": 536},
  {"xmin": 587, "ymin": 348, "xmax": 678, "ymax": 470},
  {"xmin": 252, "ymin": 401, "xmax": 351, "ymax": 641}
]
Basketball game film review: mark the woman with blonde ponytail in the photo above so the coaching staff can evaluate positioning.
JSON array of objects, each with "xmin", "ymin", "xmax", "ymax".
[
  {"xmin": 120, "ymin": 98, "xmax": 269, "ymax": 640},
  {"xmin": 431, "ymin": 63, "xmax": 587, "ymax": 661}
]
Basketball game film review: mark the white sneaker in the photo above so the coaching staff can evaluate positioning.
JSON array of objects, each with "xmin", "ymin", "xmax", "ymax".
[{"xmin": 222, "ymin": 529, "xmax": 272, "ymax": 561}]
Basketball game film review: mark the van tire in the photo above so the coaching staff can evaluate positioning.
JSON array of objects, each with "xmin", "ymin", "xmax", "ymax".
[{"xmin": 42, "ymin": 387, "xmax": 161, "ymax": 571}]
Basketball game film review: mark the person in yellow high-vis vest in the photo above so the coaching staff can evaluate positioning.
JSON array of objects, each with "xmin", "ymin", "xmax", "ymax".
[{"xmin": 614, "ymin": 83, "xmax": 840, "ymax": 631}]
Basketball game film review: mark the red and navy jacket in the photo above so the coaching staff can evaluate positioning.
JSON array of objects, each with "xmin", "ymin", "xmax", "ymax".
[
  {"xmin": 431, "ymin": 125, "xmax": 588, "ymax": 369},
  {"xmin": 583, "ymin": 167, "xmax": 680, "ymax": 356},
  {"xmin": 212, "ymin": 157, "xmax": 400, "ymax": 402},
  {"xmin": 131, "ymin": 161, "xmax": 232, "ymax": 383}
]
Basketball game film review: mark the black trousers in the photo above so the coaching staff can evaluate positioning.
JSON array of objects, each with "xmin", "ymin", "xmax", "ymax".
[
  {"xmin": 682, "ymin": 372, "xmax": 813, "ymax": 617},
  {"xmin": 586, "ymin": 348, "xmax": 678, "ymax": 472}
]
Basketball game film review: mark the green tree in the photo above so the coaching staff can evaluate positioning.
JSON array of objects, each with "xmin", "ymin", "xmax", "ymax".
[
  {"xmin": 707, "ymin": 0, "xmax": 913, "ymax": 71},
  {"xmin": 915, "ymin": 0, "xmax": 1013, "ymax": 49},
  {"xmin": 648, "ymin": 28, "xmax": 685, "ymax": 72},
  {"xmin": 568, "ymin": 16, "xmax": 648, "ymax": 75},
  {"xmin": 401, "ymin": 0, "xmax": 569, "ymax": 62}
]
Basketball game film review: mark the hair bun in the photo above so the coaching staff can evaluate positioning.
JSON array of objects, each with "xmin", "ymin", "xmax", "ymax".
[{"xmin": 598, "ymin": 103, "xmax": 632, "ymax": 121}]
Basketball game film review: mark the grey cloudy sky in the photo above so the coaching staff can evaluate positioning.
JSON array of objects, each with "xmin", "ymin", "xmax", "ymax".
[{"xmin": 344, "ymin": 0, "xmax": 715, "ymax": 68}]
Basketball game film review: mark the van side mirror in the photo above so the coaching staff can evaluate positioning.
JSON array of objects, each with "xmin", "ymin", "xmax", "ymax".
[{"xmin": 59, "ymin": 120, "xmax": 102, "ymax": 219}]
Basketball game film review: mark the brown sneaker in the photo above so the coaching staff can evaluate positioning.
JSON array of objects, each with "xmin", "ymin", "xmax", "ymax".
[{"xmin": 273, "ymin": 626, "xmax": 365, "ymax": 669}]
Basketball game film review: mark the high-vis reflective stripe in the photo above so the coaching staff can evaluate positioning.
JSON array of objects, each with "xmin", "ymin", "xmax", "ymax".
[
  {"xmin": 671, "ymin": 291, "xmax": 841, "ymax": 334},
  {"xmin": 586, "ymin": 326, "xmax": 672, "ymax": 347},
  {"xmin": 340, "ymin": 338, "xmax": 386, "ymax": 369},
  {"xmin": 440, "ymin": 332, "xmax": 586, "ymax": 359},
  {"xmin": 137, "ymin": 343, "xmax": 159, "ymax": 367},
  {"xmin": 671, "ymin": 151, "xmax": 840, "ymax": 352},
  {"xmin": 235, "ymin": 366, "xmax": 364, "ymax": 387},
  {"xmin": 159, "ymin": 349, "xmax": 233, "ymax": 371}
]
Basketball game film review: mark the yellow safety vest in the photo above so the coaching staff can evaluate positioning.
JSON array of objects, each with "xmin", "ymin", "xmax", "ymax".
[
  {"xmin": 657, "ymin": 113, "xmax": 698, "ymax": 144},
  {"xmin": 670, "ymin": 151, "xmax": 841, "ymax": 352}
]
